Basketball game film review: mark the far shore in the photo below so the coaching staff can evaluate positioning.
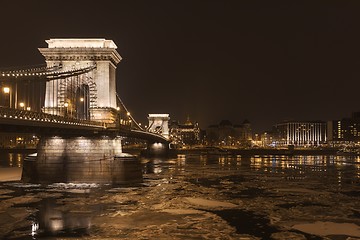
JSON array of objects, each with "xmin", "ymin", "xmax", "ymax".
[
  {"xmin": 0, "ymin": 146, "xmax": 341, "ymax": 157},
  {"xmin": 174, "ymin": 147, "xmax": 340, "ymax": 156},
  {"xmin": 0, "ymin": 148, "xmax": 37, "ymax": 153}
]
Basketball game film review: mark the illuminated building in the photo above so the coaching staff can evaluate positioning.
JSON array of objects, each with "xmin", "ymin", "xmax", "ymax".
[
  {"xmin": 327, "ymin": 112, "xmax": 360, "ymax": 143},
  {"xmin": 260, "ymin": 131, "xmax": 274, "ymax": 147},
  {"xmin": 0, "ymin": 133, "xmax": 38, "ymax": 149},
  {"xmin": 206, "ymin": 119, "xmax": 252, "ymax": 146},
  {"xmin": 274, "ymin": 121, "xmax": 327, "ymax": 146},
  {"xmin": 169, "ymin": 117, "xmax": 201, "ymax": 146}
]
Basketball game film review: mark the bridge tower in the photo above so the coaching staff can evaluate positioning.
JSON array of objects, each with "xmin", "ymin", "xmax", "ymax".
[
  {"xmin": 39, "ymin": 39, "xmax": 122, "ymax": 123},
  {"xmin": 147, "ymin": 114, "xmax": 170, "ymax": 139}
]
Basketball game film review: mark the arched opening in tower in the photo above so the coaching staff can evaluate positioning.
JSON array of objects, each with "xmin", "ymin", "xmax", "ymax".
[{"xmin": 75, "ymin": 84, "xmax": 90, "ymax": 120}]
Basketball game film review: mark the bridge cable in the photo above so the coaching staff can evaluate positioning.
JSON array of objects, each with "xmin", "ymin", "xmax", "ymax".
[{"xmin": 115, "ymin": 93, "xmax": 144, "ymax": 131}]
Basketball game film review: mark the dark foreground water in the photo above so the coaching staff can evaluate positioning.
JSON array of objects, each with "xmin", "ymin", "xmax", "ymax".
[{"xmin": 0, "ymin": 153, "xmax": 359, "ymax": 239}]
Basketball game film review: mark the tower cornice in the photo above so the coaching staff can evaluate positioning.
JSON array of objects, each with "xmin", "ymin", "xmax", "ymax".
[{"xmin": 38, "ymin": 48, "xmax": 122, "ymax": 66}]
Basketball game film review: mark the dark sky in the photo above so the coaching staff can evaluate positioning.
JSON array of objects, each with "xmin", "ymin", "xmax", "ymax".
[{"xmin": 1, "ymin": 0, "xmax": 360, "ymax": 132}]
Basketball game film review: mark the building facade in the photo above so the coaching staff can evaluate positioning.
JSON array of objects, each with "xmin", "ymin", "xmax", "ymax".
[
  {"xmin": 169, "ymin": 117, "xmax": 201, "ymax": 146},
  {"xmin": 273, "ymin": 121, "xmax": 327, "ymax": 146},
  {"xmin": 206, "ymin": 119, "xmax": 252, "ymax": 147},
  {"xmin": 0, "ymin": 133, "xmax": 38, "ymax": 149},
  {"xmin": 327, "ymin": 112, "xmax": 360, "ymax": 143}
]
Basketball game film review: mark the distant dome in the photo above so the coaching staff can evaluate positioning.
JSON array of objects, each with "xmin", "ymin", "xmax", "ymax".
[
  {"xmin": 185, "ymin": 115, "xmax": 193, "ymax": 126},
  {"xmin": 219, "ymin": 120, "xmax": 233, "ymax": 127}
]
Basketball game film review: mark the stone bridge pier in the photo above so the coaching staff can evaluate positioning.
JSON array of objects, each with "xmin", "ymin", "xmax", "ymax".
[{"xmin": 22, "ymin": 135, "xmax": 142, "ymax": 184}]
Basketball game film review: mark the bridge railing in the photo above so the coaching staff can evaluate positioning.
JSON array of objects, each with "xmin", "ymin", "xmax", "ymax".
[{"xmin": 0, "ymin": 107, "xmax": 105, "ymax": 128}]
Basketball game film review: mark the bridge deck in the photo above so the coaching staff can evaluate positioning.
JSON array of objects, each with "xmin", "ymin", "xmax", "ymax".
[{"xmin": 0, "ymin": 107, "xmax": 169, "ymax": 143}]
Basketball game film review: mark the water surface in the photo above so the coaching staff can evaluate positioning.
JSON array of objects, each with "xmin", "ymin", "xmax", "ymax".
[{"xmin": 0, "ymin": 153, "xmax": 359, "ymax": 239}]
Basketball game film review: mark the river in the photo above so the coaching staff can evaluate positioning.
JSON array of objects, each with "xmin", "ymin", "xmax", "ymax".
[{"xmin": 0, "ymin": 153, "xmax": 359, "ymax": 239}]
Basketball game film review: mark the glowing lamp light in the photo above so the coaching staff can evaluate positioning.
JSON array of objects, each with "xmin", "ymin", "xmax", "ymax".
[
  {"xmin": 19, "ymin": 102, "xmax": 25, "ymax": 108},
  {"xmin": 64, "ymin": 102, "xmax": 69, "ymax": 107},
  {"xmin": 127, "ymin": 112, "xmax": 130, "ymax": 116},
  {"xmin": 80, "ymin": 97, "xmax": 84, "ymax": 102},
  {"xmin": 3, "ymin": 87, "xmax": 10, "ymax": 94},
  {"xmin": 26, "ymin": 107, "xmax": 31, "ymax": 111},
  {"xmin": 116, "ymin": 107, "xmax": 120, "ymax": 111}
]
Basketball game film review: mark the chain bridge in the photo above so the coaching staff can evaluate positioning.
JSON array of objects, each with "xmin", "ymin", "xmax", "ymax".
[
  {"xmin": 0, "ymin": 39, "xmax": 170, "ymax": 184},
  {"xmin": 0, "ymin": 39, "xmax": 168, "ymax": 143}
]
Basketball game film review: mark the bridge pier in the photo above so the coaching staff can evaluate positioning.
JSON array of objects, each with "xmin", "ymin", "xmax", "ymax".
[
  {"xmin": 141, "ymin": 142, "xmax": 175, "ymax": 157},
  {"xmin": 22, "ymin": 136, "xmax": 142, "ymax": 184}
]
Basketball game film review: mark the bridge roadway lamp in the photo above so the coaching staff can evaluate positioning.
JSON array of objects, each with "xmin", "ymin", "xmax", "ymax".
[
  {"xmin": 19, "ymin": 102, "xmax": 25, "ymax": 110},
  {"xmin": 64, "ymin": 102, "xmax": 69, "ymax": 116},
  {"xmin": 2, "ymin": 87, "xmax": 11, "ymax": 108}
]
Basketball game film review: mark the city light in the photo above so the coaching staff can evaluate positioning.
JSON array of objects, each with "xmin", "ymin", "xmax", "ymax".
[
  {"xmin": 3, "ymin": 87, "xmax": 10, "ymax": 94},
  {"xmin": 2, "ymin": 87, "xmax": 11, "ymax": 108},
  {"xmin": 80, "ymin": 97, "xmax": 84, "ymax": 102},
  {"xmin": 19, "ymin": 102, "xmax": 25, "ymax": 109}
]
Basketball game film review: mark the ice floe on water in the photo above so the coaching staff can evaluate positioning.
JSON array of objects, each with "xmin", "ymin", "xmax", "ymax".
[
  {"xmin": 0, "ymin": 154, "xmax": 360, "ymax": 239},
  {"xmin": 0, "ymin": 167, "xmax": 22, "ymax": 182},
  {"xmin": 4, "ymin": 182, "xmax": 41, "ymax": 188},
  {"xmin": 161, "ymin": 208, "xmax": 205, "ymax": 215},
  {"xmin": 292, "ymin": 221, "xmax": 360, "ymax": 238},
  {"xmin": 184, "ymin": 197, "xmax": 238, "ymax": 209},
  {"xmin": 48, "ymin": 182, "xmax": 100, "ymax": 189}
]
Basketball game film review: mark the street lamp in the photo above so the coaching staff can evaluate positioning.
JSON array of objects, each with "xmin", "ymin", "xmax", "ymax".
[
  {"xmin": 19, "ymin": 102, "xmax": 25, "ymax": 110},
  {"xmin": 3, "ymin": 87, "xmax": 11, "ymax": 108},
  {"xmin": 64, "ymin": 102, "xmax": 69, "ymax": 117},
  {"xmin": 3, "ymin": 87, "xmax": 10, "ymax": 94},
  {"xmin": 79, "ymin": 97, "xmax": 86, "ymax": 119},
  {"xmin": 26, "ymin": 107, "xmax": 31, "ymax": 111}
]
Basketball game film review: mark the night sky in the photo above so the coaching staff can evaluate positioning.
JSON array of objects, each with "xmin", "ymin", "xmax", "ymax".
[{"xmin": 1, "ymin": 0, "xmax": 360, "ymax": 132}]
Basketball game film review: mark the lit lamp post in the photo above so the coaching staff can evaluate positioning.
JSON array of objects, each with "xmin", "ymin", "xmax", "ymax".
[
  {"xmin": 19, "ymin": 102, "xmax": 25, "ymax": 110},
  {"xmin": 80, "ymin": 97, "xmax": 85, "ymax": 119},
  {"xmin": 127, "ymin": 112, "xmax": 131, "ymax": 126},
  {"xmin": 3, "ymin": 87, "xmax": 11, "ymax": 108},
  {"xmin": 64, "ymin": 102, "xmax": 69, "ymax": 117}
]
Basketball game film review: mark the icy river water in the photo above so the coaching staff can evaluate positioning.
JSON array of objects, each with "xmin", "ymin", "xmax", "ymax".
[{"xmin": 0, "ymin": 153, "xmax": 359, "ymax": 239}]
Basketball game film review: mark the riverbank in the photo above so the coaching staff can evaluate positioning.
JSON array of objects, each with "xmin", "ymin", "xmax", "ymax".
[
  {"xmin": 0, "ymin": 147, "xmax": 341, "ymax": 160},
  {"xmin": 175, "ymin": 147, "xmax": 339, "ymax": 156},
  {"xmin": 0, "ymin": 148, "xmax": 37, "ymax": 154}
]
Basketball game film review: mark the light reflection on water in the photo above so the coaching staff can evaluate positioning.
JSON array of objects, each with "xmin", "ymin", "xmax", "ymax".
[
  {"xmin": 0, "ymin": 152, "xmax": 25, "ymax": 168},
  {"xmin": 1, "ymin": 153, "xmax": 359, "ymax": 185},
  {"xmin": 1, "ymin": 153, "xmax": 360, "ymax": 239}
]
